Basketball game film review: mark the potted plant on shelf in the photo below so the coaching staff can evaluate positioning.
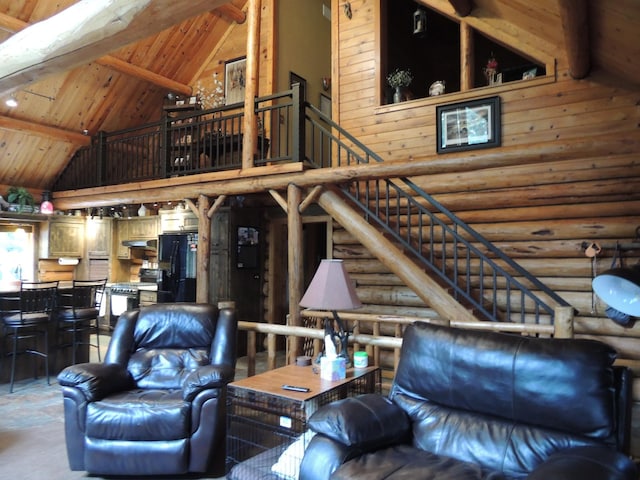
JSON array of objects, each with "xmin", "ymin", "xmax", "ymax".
[
  {"xmin": 387, "ymin": 68, "xmax": 414, "ymax": 103},
  {"xmin": 7, "ymin": 186, "xmax": 35, "ymax": 213}
]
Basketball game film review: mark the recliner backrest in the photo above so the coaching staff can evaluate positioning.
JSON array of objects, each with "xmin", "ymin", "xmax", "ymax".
[{"xmin": 105, "ymin": 303, "xmax": 219, "ymax": 389}]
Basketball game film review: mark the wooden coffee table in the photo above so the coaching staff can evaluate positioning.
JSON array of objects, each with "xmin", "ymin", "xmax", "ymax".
[{"xmin": 225, "ymin": 364, "xmax": 381, "ymax": 476}]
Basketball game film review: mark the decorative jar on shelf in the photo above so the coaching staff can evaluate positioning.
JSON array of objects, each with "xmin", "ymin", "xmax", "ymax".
[{"xmin": 387, "ymin": 68, "xmax": 413, "ymax": 104}]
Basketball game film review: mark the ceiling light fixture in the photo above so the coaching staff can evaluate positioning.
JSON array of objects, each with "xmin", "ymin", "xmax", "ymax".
[{"xmin": 5, "ymin": 96, "xmax": 17, "ymax": 107}]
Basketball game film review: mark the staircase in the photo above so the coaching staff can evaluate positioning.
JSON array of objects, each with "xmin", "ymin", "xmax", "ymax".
[{"xmin": 303, "ymin": 103, "xmax": 572, "ymax": 330}]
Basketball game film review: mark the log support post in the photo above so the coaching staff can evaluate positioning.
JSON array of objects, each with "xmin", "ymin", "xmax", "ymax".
[
  {"xmin": 186, "ymin": 194, "xmax": 226, "ymax": 304},
  {"xmin": 553, "ymin": 305, "xmax": 575, "ymax": 338},
  {"xmin": 460, "ymin": 22, "xmax": 473, "ymax": 91},
  {"xmin": 287, "ymin": 183, "xmax": 303, "ymax": 364},
  {"xmin": 558, "ymin": 0, "xmax": 590, "ymax": 79},
  {"xmin": 242, "ymin": 0, "xmax": 261, "ymax": 169}
]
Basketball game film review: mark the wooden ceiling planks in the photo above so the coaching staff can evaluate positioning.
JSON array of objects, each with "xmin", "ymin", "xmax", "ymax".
[{"xmin": 0, "ymin": 0, "xmax": 247, "ymax": 193}]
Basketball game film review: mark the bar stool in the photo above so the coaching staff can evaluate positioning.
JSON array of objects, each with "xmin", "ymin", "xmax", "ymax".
[
  {"xmin": 1, "ymin": 281, "xmax": 59, "ymax": 393},
  {"xmin": 55, "ymin": 279, "xmax": 106, "ymax": 368}
]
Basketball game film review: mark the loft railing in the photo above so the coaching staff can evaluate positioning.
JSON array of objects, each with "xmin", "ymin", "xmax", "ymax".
[
  {"xmin": 303, "ymin": 103, "xmax": 571, "ymax": 325},
  {"xmin": 53, "ymin": 87, "xmax": 302, "ymax": 191}
]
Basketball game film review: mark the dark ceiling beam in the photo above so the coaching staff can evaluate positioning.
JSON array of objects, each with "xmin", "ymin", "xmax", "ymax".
[
  {"xmin": 0, "ymin": 0, "xmax": 230, "ymax": 95},
  {"xmin": 558, "ymin": 0, "xmax": 590, "ymax": 79},
  {"xmin": 448, "ymin": 0, "xmax": 473, "ymax": 17}
]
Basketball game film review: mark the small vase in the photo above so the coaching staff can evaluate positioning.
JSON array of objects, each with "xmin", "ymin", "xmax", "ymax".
[
  {"xmin": 393, "ymin": 86, "xmax": 404, "ymax": 103},
  {"xmin": 138, "ymin": 204, "xmax": 147, "ymax": 217}
]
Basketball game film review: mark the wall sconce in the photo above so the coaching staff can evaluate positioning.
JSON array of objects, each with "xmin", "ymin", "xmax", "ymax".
[
  {"xmin": 322, "ymin": 77, "xmax": 331, "ymax": 91},
  {"xmin": 413, "ymin": 7, "xmax": 427, "ymax": 36}
]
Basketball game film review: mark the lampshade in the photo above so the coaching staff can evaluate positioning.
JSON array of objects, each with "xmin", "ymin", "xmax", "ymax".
[
  {"xmin": 300, "ymin": 259, "xmax": 361, "ymax": 310},
  {"xmin": 592, "ymin": 266, "xmax": 640, "ymax": 317}
]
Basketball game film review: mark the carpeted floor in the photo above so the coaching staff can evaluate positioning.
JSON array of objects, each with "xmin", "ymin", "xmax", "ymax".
[{"xmin": 0, "ymin": 335, "xmax": 275, "ymax": 479}]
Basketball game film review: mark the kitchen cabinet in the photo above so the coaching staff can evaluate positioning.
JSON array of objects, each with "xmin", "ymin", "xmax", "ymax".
[
  {"xmin": 39, "ymin": 216, "xmax": 84, "ymax": 258},
  {"xmin": 86, "ymin": 218, "xmax": 113, "ymax": 258},
  {"xmin": 160, "ymin": 209, "xmax": 198, "ymax": 232},
  {"xmin": 128, "ymin": 217, "xmax": 158, "ymax": 239},
  {"xmin": 116, "ymin": 217, "xmax": 158, "ymax": 259},
  {"xmin": 116, "ymin": 220, "xmax": 130, "ymax": 259}
]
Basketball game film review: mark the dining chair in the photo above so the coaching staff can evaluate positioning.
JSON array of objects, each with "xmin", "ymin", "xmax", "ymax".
[
  {"xmin": 55, "ymin": 278, "xmax": 106, "ymax": 369},
  {"xmin": 1, "ymin": 280, "xmax": 59, "ymax": 393}
]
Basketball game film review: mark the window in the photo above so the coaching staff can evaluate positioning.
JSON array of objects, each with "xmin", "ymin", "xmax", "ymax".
[
  {"xmin": 0, "ymin": 225, "xmax": 35, "ymax": 283},
  {"xmin": 382, "ymin": 0, "xmax": 546, "ymax": 104}
]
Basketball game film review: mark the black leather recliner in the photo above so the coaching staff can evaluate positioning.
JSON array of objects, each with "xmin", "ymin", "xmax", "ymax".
[
  {"xmin": 57, "ymin": 303, "xmax": 237, "ymax": 477},
  {"xmin": 299, "ymin": 321, "xmax": 638, "ymax": 480}
]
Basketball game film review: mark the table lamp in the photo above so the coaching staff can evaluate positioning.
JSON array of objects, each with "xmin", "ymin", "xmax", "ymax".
[{"xmin": 300, "ymin": 259, "xmax": 361, "ymax": 363}]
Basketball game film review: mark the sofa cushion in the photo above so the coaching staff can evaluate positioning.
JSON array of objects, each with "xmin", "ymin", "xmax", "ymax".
[
  {"xmin": 331, "ymin": 444, "xmax": 506, "ymax": 480},
  {"xmin": 395, "ymin": 392, "xmax": 601, "ymax": 478},
  {"xmin": 392, "ymin": 322, "xmax": 618, "ymax": 442},
  {"xmin": 86, "ymin": 389, "xmax": 189, "ymax": 441}
]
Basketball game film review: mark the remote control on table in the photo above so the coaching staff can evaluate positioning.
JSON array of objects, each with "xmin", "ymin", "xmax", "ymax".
[{"xmin": 281, "ymin": 384, "xmax": 310, "ymax": 392}]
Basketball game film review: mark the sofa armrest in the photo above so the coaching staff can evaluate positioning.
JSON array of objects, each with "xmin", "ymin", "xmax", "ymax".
[
  {"xmin": 299, "ymin": 434, "xmax": 362, "ymax": 480},
  {"xmin": 308, "ymin": 393, "xmax": 410, "ymax": 449},
  {"xmin": 527, "ymin": 446, "xmax": 638, "ymax": 480},
  {"xmin": 182, "ymin": 364, "xmax": 235, "ymax": 401},
  {"xmin": 57, "ymin": 363, "xmax": 133, "ymax": 401}
]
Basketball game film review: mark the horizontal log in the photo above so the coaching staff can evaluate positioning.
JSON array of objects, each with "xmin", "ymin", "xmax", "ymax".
[
  {"xmin": 574, "ymin": 315, "xmax": 640, "ymax": 339},
  {"xmin": 397, "ymin": 216, "xmax": 639, "ymax": 242},
  {"xmin": 386, "ymin": 154, "xmax": 638, "ymax": 195},
  {"xmin": 389, "ymin": 198, "xmax": 640, "ymax": 225},
  {"xmin": 355, "ymin": 285, "xmax": 427, "ymax": 307},
  {"xmin": 350, "ymin": 273, "xmax": 405, "ymax": 286}
]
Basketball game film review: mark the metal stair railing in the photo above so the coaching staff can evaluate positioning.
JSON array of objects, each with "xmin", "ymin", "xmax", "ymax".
[{"xmin": 304, "ymin": 103, "xmax": 571, "ymax": 325}]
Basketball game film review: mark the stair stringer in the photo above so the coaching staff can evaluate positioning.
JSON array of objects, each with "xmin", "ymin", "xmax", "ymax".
[{"xmin": 317, "ymin": 185, "xmax": 478, "ymax": 324}]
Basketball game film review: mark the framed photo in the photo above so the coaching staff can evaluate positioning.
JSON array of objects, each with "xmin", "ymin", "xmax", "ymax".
[
  {"xmin": 436, "ymin": 96, "xmax": 501, "ymax": 153},
  {"xmin": 224, "ymin": 56, "xmax": 246, "ymax": 106}
]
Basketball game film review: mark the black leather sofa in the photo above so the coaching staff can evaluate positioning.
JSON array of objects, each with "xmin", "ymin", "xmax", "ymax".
[
  {"xmin": 57, "ymin": 303, "xmax": 237, "ymax": 477},
  {"xmin": 299, "ymin": 321, "xmax": 637, "ymax": 480}
]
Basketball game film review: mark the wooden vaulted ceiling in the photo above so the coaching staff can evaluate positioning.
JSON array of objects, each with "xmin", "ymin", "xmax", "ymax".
[{"xmin": 0, "ymin": 0, "xmax": 638, "ymax": 201}]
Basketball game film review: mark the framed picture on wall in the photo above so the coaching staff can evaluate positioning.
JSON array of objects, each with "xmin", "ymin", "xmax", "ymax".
[
  {"xmin": 436, "ymin": 96, "xmax": 501, "ymax": 153},
  {"xmin": 225, "ymin": 56, "xmax": 246, "ymax": 106}
]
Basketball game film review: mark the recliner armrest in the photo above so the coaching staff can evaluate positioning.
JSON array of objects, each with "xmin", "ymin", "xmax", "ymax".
[
  {"xmin": 57, "ymin": 363, "xmax": 133, "ymax": 401},
  {"xmin": 182, "ymin": 364, "xmax": 235, "ymax": 401},
  {"xmin": 527, "ymin": 446, "xmax": 638, "ymax": 480},
  {"xmin": 308, "ymin": 393, "xmax": 410, "ymax": 449}
]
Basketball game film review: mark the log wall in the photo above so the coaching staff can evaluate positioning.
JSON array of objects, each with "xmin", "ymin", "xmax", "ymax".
[{"xmin": 331, "ymin": 0, "xmax": 640, "ymax": 456}]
